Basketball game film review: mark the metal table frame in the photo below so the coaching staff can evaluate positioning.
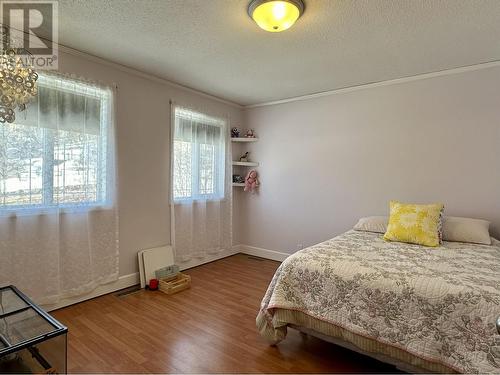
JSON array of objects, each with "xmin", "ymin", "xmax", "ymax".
[{"xmin": 0, "ymin": 285, "xmax": 67, "ymax": 357}]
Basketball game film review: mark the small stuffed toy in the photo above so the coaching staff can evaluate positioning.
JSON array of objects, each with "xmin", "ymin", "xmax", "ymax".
[
  {"xmin": 244, "ymin": 169, "xmax": 259, "ymax": 192},
  {"xmin": 231, "ymin": 127, "xmax": 240, "ymax": 138},
  {"xmin": 245, "ymin": 129, "xmax": 255, "ymax": 138},
  {"xmin": 233, "ymin": 174, "xmax": 244, "ymax": 183},
  {"xmin": 239, "ymin": 152, "xmax": 249, "ymax": 162}
]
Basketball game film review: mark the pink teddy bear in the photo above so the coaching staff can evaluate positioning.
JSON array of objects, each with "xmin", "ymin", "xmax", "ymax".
[{"xmin": 244, "ymin": 169, "xmax": 259, "ymax": 192}]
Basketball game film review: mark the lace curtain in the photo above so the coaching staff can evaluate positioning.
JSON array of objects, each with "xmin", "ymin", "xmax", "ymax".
[
  {"xmin": 171, "ymin": 104, "xmax": 232, "ymax": 263},
  {"xmin": 0, "ymin": 72, "xmax": 118, "ymax": 305}
]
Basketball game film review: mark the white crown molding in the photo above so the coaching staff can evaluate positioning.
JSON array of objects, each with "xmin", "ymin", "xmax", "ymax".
[
  {"xmin": 24, "ymin": 29, "xmax": 500, "ymax": 110},
  {"xmin": 56, "ymin": 44, "xmax": 243, "ymax": 109},
  {"xmin": 244, "ymin": 60, "xmax": 500, "ymax": 109},
  {"xmin": 10, "ymin": 26, "xmax": 241, "ymax": 109},
  {"xmin": 6, "ymin": 25, "xmax": 242, "ymax": 108}
]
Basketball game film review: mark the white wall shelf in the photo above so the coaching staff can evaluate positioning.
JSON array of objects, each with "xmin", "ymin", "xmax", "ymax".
[
  {"xmin": 231, "ymin": 137, "xmax": 259, "ymax": 142},
  {"xmin": 232, "ymin": 161, "xmax": 259, "ymax": 167},
  {"xmin": 232, "ymin": 134, "xmax": 258, "ymax": 189}
]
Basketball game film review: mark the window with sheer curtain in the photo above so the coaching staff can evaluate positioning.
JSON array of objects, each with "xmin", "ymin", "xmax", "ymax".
[
  {"xmin": 170, "ymin": 104, "xmax": 231, "ymax": 264},
  {"xmin": 172, "ymin": 107, "xmax": 226, "ymax": 201},
  {"xmin": 0, "ymin": 73, "xmax": 112, "ymax": 210},
  {"xmin": 0, "ymin": 72, "xmax": 118, "ymax": 305}
]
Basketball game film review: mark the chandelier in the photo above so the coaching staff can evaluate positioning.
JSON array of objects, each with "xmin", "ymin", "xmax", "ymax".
[{"xmin": 0, "ymin": 26, "xmax": 38, "ymax": 123}]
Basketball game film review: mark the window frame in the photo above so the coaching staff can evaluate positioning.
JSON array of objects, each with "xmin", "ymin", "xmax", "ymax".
[
  {"xmin": 172, "ymin": 108, "xmax": 226, "ymax": 203},
  {"xmin": 0, "ymin": 74, "xmax": 113, "ymax": 213}
]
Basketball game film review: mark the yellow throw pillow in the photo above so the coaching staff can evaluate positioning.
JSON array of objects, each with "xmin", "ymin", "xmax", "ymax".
[{"xmin": 383, "ymin": 201, "xmax": 444, "ymax": 247}]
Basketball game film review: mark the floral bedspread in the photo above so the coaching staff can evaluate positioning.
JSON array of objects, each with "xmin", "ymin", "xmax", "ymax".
[{"xmin": 257, "ymin": 230, "xmax": 500, "ymax": 373}]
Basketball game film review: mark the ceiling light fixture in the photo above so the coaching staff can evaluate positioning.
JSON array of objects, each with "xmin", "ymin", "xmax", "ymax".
[{"xmin": 248, "ymin": 0, "xmax": 305, "ymax": 32}]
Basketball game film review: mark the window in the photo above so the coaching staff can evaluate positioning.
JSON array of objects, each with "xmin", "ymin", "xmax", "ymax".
[
  {"xmin": 172, "ymin": 107, "xmax": 226, "ymax": 201},
  {"xmin": 0, "ymin": 73, "xmax": 113, "ymax": 210}
]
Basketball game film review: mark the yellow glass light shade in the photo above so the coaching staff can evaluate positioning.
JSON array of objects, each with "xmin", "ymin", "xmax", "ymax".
[{"xmin": 248, "ymin": 0, "xmax": 304, "ymax": 32}]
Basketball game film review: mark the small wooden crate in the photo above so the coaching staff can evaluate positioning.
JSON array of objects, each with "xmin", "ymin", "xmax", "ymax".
[{"xmin": 158, "ymin": 273, "xmax": 191, "ymax": 295}]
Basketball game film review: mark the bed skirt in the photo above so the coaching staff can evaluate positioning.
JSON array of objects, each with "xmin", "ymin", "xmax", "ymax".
[{"xmin": 257, "ymin": 308, "xmax": 457, "ymax": 373}]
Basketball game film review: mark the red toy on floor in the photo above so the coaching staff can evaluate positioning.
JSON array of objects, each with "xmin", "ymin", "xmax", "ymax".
[{"xmin": 148, "ymin": 278, "xmax": 159, "ymax": 290}]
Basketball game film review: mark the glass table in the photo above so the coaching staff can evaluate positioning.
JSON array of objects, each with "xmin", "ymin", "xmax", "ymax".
[{"xmin": 0, "ymin": 285, "xmax": 67, "ymax": 373}]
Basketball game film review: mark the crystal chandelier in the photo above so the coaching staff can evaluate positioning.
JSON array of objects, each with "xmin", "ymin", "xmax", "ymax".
[{"xmin": 0, "ymin": 26, "xmax": 38, "ymax": 123}]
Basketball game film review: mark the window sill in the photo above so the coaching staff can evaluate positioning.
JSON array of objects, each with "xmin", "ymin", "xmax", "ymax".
[
  {"xmin": 0, "ymin": 202, "xmax": 115, "ymax": 217},
  {"xmin": 173, "ymin": 196, "xmax": 227, "ymax": 205}
]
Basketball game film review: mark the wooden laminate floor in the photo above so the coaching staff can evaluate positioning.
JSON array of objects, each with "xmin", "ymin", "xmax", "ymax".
[{"xmin": 51, "ymin": 254, "xmax": 398, "ymax": 373}]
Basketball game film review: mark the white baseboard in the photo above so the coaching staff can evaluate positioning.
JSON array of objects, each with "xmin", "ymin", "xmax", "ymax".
[
  {"xmin": 43, "ymin": 248, "xmax": 240, "ymax": 311},
  {"xmin": 43, "ymin": 246, "xmax": 282, "ymax": 311},
  {"xmin": 43, "ymin": 272, "xmax": 140, "ymax": 312},
  {"xmin": 177, "ymin": 247, "xmax": 240, "ymax": 271},
  {"xmin": 237, "ymin": 244, "xmax": 290, "ymax": 262}
]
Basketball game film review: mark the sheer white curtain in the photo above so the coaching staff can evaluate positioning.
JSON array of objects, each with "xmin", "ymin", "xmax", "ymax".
[
  {"xmin": 0, "ymin": 72, "xmax": 118, "ymax": 305},
  {"xmin": 171, "ymin": 104, "xmax": 232, "ymax": 263}
]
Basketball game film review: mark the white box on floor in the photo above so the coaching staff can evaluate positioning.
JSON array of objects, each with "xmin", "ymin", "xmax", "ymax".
[{"xmin": 138, "ymin": 246, "xmax": 174, "ymax": 288}]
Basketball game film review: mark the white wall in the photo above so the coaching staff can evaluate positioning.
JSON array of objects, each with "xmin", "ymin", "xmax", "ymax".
[
  {"xmin": 57, "ymin": 49, "xmax": 244, "ymax": 277},
  {"xmin": 54, "ymin": 50, "xmax": 500, "ymax": 270},
  {"xmin": 240, "ymin": 65, "xmax": 500, "ymax": 254}
]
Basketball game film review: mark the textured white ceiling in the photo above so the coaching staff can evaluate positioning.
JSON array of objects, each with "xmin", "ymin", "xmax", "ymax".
[{"xmin": 57, "ymin": 0, "xmax": 500, "ymax": 106}]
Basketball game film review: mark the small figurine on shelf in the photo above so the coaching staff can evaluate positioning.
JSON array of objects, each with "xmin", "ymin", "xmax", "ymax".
[
  {"xmin": 239, "ymin": 152, "xmax": 249, "ymax": 162},
  {"xmin": 244, "ymin": 169, "xmax": 260, "ymax": 193},
  {"xmin": 233, "ymin": 174, "xmax": 244, "ymax": 183},
  {"xmin": 231, "ymin": 127, "xmax": 240, "ymax": 138},
  {"xmin": 245, "ymin": 129, "xmax": 256, "ymax": 138}
]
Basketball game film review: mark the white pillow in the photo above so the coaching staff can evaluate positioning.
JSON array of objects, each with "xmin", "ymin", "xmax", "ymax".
[
  {"xmin": 353, "ymin": 215, "xmax": 491, "ymax": 245},
  {"xmin": 442, "ymin": 216, "xmax": 491, "ymax": 245},
  {"xmin": 353, "ymin": 216, "xmax": 388, "ymax": 234}
]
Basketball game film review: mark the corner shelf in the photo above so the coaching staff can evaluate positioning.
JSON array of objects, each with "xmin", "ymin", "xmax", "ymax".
[
  {"xmin": 232, "ymin": 161, "xmax": 259, "ymax": 167},
  {"xmin": 231, "ymin": 134, "xmax": 258, "ymax": 189},
  {"xmin": 231, "ymin": 137, "xmax": 259, "ymax": 142}
]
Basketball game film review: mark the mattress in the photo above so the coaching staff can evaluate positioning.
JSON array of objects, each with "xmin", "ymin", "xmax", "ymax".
[{"xmin": 256, "ymin": 230, "xmax": 500, "ymax": 373}]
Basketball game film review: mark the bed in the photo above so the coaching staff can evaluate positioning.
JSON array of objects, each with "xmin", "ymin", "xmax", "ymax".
[{"xmin": 256, "ymin": 230, "xmax": 500, "ymax": 373}]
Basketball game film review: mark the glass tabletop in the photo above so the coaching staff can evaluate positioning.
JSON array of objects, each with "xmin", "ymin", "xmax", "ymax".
[
  {"xmin": 1, "ymin": 308, "xmax": 56, "ymax": 346},
  {"xmin": 0, "ymin": 288, "xmax": 29, "ymax": 316},
  {"xmin": 0, "ymin": 285, "xmax": 67, "ymax": 356}
]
